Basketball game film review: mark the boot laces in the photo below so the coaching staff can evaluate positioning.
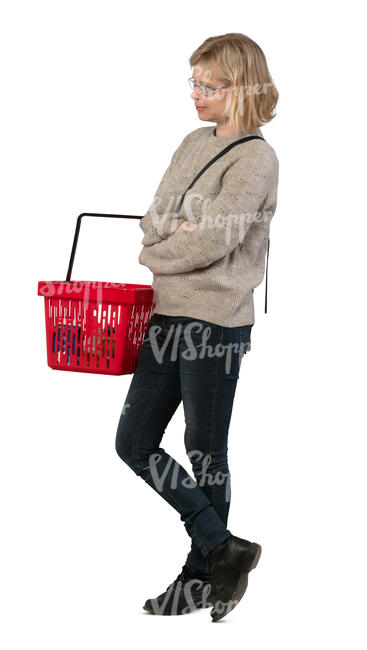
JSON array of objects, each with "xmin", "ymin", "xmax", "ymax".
[{"xmin": 165, "ymin": 565, "xmax": 210, "ymax": 592}]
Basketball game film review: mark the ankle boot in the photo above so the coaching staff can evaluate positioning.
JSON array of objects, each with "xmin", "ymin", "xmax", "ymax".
[
  {"xmin": 143, "ymin": 565, "xmax": 216, "ymax": 615},
  {"xmin": 207, "ymin": 534, "xmax": 262, "ymax": 622}
]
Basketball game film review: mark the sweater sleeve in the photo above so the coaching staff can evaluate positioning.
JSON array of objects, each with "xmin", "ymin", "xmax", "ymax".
[
  {"xmin": 138, "ymin": 148, "xmax": 278, "ymax": 274},
  {"xmin": 139, "ymin": 134, "xmax": 191, "ymax": 246}
]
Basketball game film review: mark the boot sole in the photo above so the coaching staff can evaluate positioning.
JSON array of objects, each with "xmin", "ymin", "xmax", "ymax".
[{"xmin": 210, "ymin": 542, "xmax": 262, "ymax": 622}]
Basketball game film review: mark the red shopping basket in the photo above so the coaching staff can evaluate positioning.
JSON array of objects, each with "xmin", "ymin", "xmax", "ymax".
[{"xmin": 37, "ymin": 212, "xmax": 155, "ymax": 375}]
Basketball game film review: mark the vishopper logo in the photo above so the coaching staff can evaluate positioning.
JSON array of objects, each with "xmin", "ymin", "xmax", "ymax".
[
  {"xmin": 181, "ymin": 579, "xmax": 214, "ymax": 614},
  {"xmin": 143, "ymin": 320, "xmax": 250, "ymax": 373},
  {"xmin": 39, "ymin": 280, "xmax": 125, "ymax": 307},
  {"xmin": 148, "ymin": 191, "xmax": 273, "ymax": 243},
  {"xmin": 192, "ymin": 63, "xmax": 275, "ymax": 115},
  {"xmin": 200, "ymin": 81, "xmax": 275, "ymax": 103},
  {"xmin": 196, "ymin": 207, "xmax": 273, "ymax": 246},
  {"xmin": 147, "ymin": 576, "xmax": 214, "ymax": 615},
  {"xmin": 121, "ymin": 402, "xmax": 130, "ymax": 416},
  {"xmin": 228, "ymin": 82, "xmax": 275, "ymax": 117},
  {"xmin": 147, "ymin": 578, "xmax": 214, "ymax": 615},
  {"xmin": 141, "ymin": 450, "xmax": 231, "ymax": 501},
  {"xmin": 148, "ymin": 191, "xmax": 211, "ymax": 235},
  {"xmin": 39, "ymin": 280, "xmax": 87, "ymax": 298},
  {"xmin": 145, "ymin": 573, "xmax": 244, "ymax": 616}
]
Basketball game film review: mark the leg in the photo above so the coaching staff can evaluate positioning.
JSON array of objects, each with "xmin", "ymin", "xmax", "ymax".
[
  {"xmin": 179, "ymin": 318, "xmax": 252, "ymax": 573},
  {"xmin": 115, "ymin": 314, "xmax": 232, "ymax": 558}
]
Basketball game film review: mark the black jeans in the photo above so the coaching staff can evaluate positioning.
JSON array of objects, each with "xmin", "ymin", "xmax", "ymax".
[{"xmin": 115, "ymin": 313, "xmax": 252, "ymax": 573}]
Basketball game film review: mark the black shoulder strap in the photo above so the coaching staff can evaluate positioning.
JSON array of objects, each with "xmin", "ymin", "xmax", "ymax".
[
  {"xmin": 174, "ymin": 135, "xmax": 265, "ymax": 213},
  {"xmin": 175, "ymin": 134, "xmax": 270, "ymax": 314}
]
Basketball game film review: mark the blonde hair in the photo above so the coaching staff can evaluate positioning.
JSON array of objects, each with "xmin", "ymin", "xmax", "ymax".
[{"xmin": 189, "ymin": 33, "xmax": 279, "ymax": 133}]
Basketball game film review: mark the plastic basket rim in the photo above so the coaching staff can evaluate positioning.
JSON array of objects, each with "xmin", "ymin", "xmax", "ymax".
[{"xmin": 38, "ymin": 279, "xmax": 151, "ymax": 290}]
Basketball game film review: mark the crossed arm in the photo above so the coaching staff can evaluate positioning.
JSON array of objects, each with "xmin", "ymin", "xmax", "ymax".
[{"xmin": 138, "ymin": 150, "xmax": 278, "ymax": 275}]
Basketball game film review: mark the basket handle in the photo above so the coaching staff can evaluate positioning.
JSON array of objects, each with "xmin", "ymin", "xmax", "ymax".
[{"xmin": 66, "ymin": 212, "xmax": 142, "ymax": 282}]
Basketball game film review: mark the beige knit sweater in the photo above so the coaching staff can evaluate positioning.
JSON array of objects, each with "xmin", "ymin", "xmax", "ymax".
[{"xmin": 138, "ymin": 125, "xmax": 279, "ymax": 327}]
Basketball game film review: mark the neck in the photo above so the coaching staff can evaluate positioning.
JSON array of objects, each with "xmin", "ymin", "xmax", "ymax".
[{"xmin": 214, "ymin": 122, "xmax": 242, "ymax": 137}]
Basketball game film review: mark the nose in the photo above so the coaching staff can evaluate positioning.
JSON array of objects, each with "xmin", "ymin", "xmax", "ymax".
[{"xmin": 191, "ymin": 88, "xmax": 201, "ymax": 101}]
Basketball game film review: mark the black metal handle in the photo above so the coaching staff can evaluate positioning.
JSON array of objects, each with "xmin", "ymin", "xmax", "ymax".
[{"xmin": 66, "ymin": 212, "xmax": 143, "ymax": 282}]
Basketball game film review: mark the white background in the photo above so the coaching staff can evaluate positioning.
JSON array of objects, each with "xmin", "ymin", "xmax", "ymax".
[{"xmin": 1, "ymin": 1, "xmax": 366, "ymax": 647}]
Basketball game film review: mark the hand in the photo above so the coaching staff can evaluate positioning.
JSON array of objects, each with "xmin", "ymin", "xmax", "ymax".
[{"xmin": 175, "ymin": 220, "xmax": 198, "ymax": 233}]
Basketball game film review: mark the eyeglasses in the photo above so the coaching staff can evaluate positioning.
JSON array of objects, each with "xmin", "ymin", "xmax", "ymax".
[{"xmin": 188, "ymin": 77, "xmax": 229, "ymax": 97}]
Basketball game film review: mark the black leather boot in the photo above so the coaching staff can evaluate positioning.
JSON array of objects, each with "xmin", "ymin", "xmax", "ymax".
[
  {"xmin": 207, "ymin": 534, "xmax": 262, "ymax": 622},
  {"xmin": 143, "ymin": 565, "xmax": 216, "ymax": 615}
]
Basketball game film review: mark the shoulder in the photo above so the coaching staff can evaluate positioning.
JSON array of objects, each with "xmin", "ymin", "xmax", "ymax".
[{"xmin": 234, "ymin": 135, "xmax": 279, "ymax": 176}]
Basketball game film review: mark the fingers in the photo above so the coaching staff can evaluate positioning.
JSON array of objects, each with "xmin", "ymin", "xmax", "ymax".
[{"xmin": 176, "ymin": 221, "xmax": 198, "ymax": 232}]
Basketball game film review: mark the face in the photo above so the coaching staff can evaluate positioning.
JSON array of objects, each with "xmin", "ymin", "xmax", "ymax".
[{"xmin": 190, "ymin": 64, "xmax": 232, "ymax": 125}]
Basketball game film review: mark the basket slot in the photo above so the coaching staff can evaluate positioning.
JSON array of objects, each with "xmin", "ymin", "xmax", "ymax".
[{"xmin": 40, "ymin": 286, "xmax": 154, "ymax": 374}]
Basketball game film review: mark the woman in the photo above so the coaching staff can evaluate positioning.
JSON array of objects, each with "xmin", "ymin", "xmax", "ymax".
[{"xmin": 115, "ymin": 32, "xmax": 279, "ymax": 622}]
